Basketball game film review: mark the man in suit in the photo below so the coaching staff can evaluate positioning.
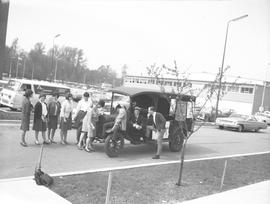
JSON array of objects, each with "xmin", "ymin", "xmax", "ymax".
[
  {"xmin": 128, "ymin": 106, "xmax": 146, "ymax": 144},
  {"xmin": 146, "ymin": 106, "xmax": 166, "ymax": 159}
]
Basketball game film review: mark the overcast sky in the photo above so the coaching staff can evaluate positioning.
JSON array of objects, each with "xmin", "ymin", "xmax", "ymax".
[{"xmin": 6, "ymin": 0, "xmax": 270, "ymax": 81}]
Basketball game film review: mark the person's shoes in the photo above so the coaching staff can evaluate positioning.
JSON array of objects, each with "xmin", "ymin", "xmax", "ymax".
[
  {"xmin": 88, "ymin": 146, "xmax": 95, "ymax": 152},
  {"xmin": 152, "ymin": 155, "xmax": 160, "ymax": 159},
  {"xmin": 77, "ymin": 145, "xmax": 83, "ymax": 150},
  {"xmin": 20, "ymin": 142, "xmax": 27, "ymax": 147},
  {"xmin": 43, "ymin": 141, "xmax": 50, "ymax": 145},
  {"xmin": 85, "ymin": 148, "xmax": 92, "ymax": 153},
  {"xmin": 61, "ymin": 141, "xmax": 66, "ymax": 145},
  {"xmin": 51, "ymin": 140, "xmax": 57, "ymax": 144},
  {"xmin": 64, "ymin": 141, "xmax": 68, "ymax": 145},
  {"xmin": 35, "ymin": 141, "xmax": 40, "ymax": 145}
]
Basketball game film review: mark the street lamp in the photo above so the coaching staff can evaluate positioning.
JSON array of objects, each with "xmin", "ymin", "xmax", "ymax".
[
  {"xmin": 215, "ymin": 15, "xmax": 248, "ymax": 119},
  {"xmin": 51, "ymin": 34, "xmax": 61, "ymax": 81}
]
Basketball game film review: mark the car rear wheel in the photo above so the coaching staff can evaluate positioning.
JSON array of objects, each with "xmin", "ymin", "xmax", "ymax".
[
  {"xmin": 238, "ymin": 125, "xmax": 244, "ymax": 132},
  {"xmin": 104, "ymin": 133, "xmax": 124, "ymax": 157},
  {"xmin": 218, "ymin": 126, "xmax": 224, "ymax": 130},
  {"xmin": 169, "ymin": 128, "xmax": 184, "ymax": 152},
  {"xmin": 254, "ymin": 128, "xmax": 260, "ymax": 132}
]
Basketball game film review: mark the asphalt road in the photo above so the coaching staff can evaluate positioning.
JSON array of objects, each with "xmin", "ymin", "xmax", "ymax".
[{"xmin": 0, "ymin": 124, "xmax": 269, "ymax": 179}]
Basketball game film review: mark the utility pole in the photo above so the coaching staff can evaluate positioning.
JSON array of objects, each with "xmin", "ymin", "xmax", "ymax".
[{"xmin": 215, "ymin": 14, "xmax": 248, "ymax": 120}]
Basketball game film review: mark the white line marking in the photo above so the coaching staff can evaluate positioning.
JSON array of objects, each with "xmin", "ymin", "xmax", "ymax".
[{"xmin": 1, "ymin": 151, "xmax": 269, "ymax": 183}]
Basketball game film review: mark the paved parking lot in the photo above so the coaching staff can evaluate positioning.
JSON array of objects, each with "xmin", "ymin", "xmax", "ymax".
[{"xmin": 0, "ymin": 124, "xmax": 269, "ymax": 179}]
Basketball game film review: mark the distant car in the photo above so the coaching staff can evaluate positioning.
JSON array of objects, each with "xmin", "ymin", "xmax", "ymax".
[
  {"xmin": 254, "ymin": 112, "xmax": 270, "ymax": 125},
  {"xmin": 198, "ymin": 108, "xmax": 234, "ymax": 122},
  {"xmin": 215, "ymin": 114, "xmax": 267, "ymax": 132}
]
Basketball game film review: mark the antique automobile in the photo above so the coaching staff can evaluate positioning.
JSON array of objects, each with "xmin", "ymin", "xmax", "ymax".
[
  {"xmin": 215, "ymin": 113, "xmax": 267, "ymax": 132},
  {"xmin": 94, "ymin": 86, "xmax": 196, "ymax": 157}
]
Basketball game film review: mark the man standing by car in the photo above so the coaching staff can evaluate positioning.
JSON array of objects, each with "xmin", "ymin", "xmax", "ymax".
[
  {"xmin": 146, "ymin": 106, "xmax": 166, "ymax": 159},
  {"xmin": 73, "ymin": 92, "xmax": 93, "ymax": 144}
]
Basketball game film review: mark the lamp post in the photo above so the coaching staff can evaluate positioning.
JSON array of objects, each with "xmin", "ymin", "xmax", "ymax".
[
  {"xmin": 15, "ymin": 56, "xmax": 22, "ymax": 78},
  {"xmin": 51, "ymin": 34, "xmax": 61, "ymax": 81},
  {"xmin": 215, "ymin": 15, "xmax": 248, "ymax": 119}
]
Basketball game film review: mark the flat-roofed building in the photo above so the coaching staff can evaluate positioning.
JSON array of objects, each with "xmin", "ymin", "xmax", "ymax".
[{"xmin": 123, "ymin": 73, "xmax": 270, "ymax": 115}]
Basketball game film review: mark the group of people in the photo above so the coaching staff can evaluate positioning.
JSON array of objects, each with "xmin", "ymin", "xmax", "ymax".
[
  {"xmin": 20, "ymin": 89, "xmax": 167, "ymax": 159},
  {"xmin": 20, "ymin": 89, "xmax": 74, "ymax": 146}
]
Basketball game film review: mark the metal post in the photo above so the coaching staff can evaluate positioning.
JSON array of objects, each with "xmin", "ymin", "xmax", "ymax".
[
  {"xmin": 215, "ymin": 15, "xmax": 248, "ymax": 120},
  {"xmin": 220, "ymin": 160, "xmax": 228, "ymax": 191},
  {"xmin": 31, "ymin": 62, "xmax": 34, "ymax": 80},
  {"xmin": 105, "ymin": 171, "xmax": 113, "ymax": 204},
  {"xmin": 9, "ymin": 57, "xmax": 12, "ymax": 78},
  {"xmin": 54, "ymin": 58, "xmax": 58, "ymax": 81},
  {"xmin": 22, "ymin": 58, "xmax": 26, "ymax": 78},
  {"xmin": 15, "ymin": 57, "xmax": 19, "ymax": 78},
  {"xmin": 215, "ymin": 21, "xmax": 230, "ymax": 120}
]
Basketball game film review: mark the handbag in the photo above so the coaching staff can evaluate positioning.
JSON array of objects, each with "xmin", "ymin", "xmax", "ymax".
[{"xmin": 73, "ymin": 110, "xmax": 87, "ymax": 129}]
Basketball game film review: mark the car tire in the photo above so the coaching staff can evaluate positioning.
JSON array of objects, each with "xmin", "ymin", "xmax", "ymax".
[
  {"xmin": 219, "ymin": 126, "xmax": 224, "ymax": 130},
  {"xmin": 254, "ymin": 128, "xmax": 260, "ymax": 132},
  {"xmin": 104, "ymin": 133, "xmax": 124, "ymax": 157},
  {"xmin": 169, "ymin": 128, "xmax": 184, "ymax": 152},
  {"xmin": 238, "ymin": 125, "xmax": 244, "ymax": 132}
]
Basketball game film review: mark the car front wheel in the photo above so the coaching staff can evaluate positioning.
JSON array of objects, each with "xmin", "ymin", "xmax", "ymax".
[
  {"xmin": 104, "ymin": 133, "xmax": 124, "ymax": 157},
  {"xmin": 238, "ymin": 125, "xmax": 244, "ymax": 132}
]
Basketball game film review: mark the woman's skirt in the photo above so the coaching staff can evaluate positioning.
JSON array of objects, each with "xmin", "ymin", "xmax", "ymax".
[
  {"xmin": 33, "ymin": 118, "xmax": 47, "ymax": 132},
  {"xmin": 60, "ymin": 115, "xmax": 72, "ymax": 131},
  {"xmin": 48, "ymin": 115, "xmax": 58, "ymax": 130}
]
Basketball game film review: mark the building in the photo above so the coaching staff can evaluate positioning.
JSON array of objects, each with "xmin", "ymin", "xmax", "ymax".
[{"xmin": 123, "ymin": 73, "xmax": 270, "ymax": 115}]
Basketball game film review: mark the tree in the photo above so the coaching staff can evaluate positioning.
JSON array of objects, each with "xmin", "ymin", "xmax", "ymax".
[{"xmin": 146, "ymin": 61, "xmax": 237, "ymax": 186}]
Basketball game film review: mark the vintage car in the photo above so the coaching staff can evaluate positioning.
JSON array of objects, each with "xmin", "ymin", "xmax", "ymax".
[
  {"xmin": 215, "ymin": 113, "xmax": 267, "ymax": 132},
  {"xmin": 93, "ymin": 86, "xmax": 196, "ymax": 157}
]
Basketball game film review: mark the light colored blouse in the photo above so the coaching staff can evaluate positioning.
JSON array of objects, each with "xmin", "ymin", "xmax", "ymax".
[{"xmin": 60, "ymin": 99, "xmax": 73, "ymax": 118}]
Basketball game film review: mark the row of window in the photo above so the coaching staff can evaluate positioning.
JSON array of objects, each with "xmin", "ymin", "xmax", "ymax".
[{"xmin": 125, "ymin": 78, "xmax": 254, "ymax": 94}]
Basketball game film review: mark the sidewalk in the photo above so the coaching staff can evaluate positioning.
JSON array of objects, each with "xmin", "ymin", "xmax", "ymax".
[
  {"xmin": 182, "ymin": 180, "xmax": 270, "ymax": 204},
  {"xmin": 0, "ymin": 177, "xmax": 71, "ymax": 204}
]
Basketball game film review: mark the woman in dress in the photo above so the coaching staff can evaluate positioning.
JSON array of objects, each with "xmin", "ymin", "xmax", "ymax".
[
  {"xmin": 47, "ymin": 92, "xmax": 61, "ymax": 143},
  {"xmin": 20, "ymin": 89, "xmax": 33, "ymax": 147},
  {"xmin": 77, "ymin": 106, "xmax": 95, "ymax": 152},
  {"xmin": 33, "ymin": 93, "xmax": 49, "ymax": 145},
  {"xmin": 59, "ymin": 93, "xmax": 73, "ymax": 145}
]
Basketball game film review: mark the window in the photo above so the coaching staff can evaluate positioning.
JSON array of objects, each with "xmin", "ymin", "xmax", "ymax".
[
  {"xmin": 4, "ymin": 80, "xmax": 21, "ymax": 91},
  {"xmin": 164, "ymin": 81, "xmax": 172, "ymax": 86},
  {"xmin": 240, "ymin": 87, "xmax": 253, "ymax": 94},
  {"xmin": 174, "ymin": 82, "xmax": 182, "ymax": 87},
  {"xmin": 227, "ymin": 85, "xmax": 239, "ymax": 92},
  {"xmin": 34, "ymin": 85, "xmax": 69, "ymax": 96},
  {"xmin": 19, "ymin": 84, "xmax": 31, "ymax": 92}
]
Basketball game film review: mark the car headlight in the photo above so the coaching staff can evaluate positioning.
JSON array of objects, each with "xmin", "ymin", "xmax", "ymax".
[{"xmin": 233, "ymin": 121, "xmax": 238, "ymax": 125}]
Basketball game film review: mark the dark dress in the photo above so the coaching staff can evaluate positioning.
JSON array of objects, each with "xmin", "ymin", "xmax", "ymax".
[
  {"xmin": 20, "ymin": 97, "xmax": 32, "ymax": 131},
  {"xmin": 33, "ymin": 102, "xmax": 47, "ymax": 132},
  {"xmin": 47, "ymin": 100, "xmax": 61, "ymax": 130}
]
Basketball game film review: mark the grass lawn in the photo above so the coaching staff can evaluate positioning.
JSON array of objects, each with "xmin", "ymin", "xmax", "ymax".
[{"xmin": 50, "ymin": 153, "xmax": 270, "ymax": 204}]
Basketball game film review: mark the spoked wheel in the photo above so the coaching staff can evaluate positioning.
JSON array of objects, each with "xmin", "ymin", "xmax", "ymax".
[
  {"xmin": 105, "ymin": 133, "xmax": 124, "ymax": 157},
  {"xmin": 169, "ymin": 128, "xmax": 184, "ymax": 152}
]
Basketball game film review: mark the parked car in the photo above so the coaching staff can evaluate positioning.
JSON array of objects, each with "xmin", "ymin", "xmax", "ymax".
[
  {"xmin": 215, "ymin": 114, "xmax": 267, "ymax": 132},
  {"xmin": 254, "ymin": 112, "xmax": 270, "ymax": 125}
]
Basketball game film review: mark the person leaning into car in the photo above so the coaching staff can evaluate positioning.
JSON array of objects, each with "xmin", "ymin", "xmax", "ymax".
[{"xmin": 146, "ymin": 106, "xmax": 166, "ymax": 159}]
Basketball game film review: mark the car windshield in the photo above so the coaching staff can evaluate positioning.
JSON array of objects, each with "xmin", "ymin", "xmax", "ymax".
[
  {"xmin": 4, "ymin": 80, "xmax": 21, "ymax": 91},
  {"xmin": 229, "ymin": 114, "xmax": 248, "ymax": 120}
]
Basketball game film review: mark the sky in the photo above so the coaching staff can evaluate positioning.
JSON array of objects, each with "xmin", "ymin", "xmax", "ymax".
[{"xmin": 6, "ymin": 0, "xmax": 270, "ymax": 81}]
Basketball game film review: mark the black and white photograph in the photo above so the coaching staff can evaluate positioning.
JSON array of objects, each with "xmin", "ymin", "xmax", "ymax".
[{"xmin": 0, "ymin": 0, "xmax": 269, "ymax": 203}]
